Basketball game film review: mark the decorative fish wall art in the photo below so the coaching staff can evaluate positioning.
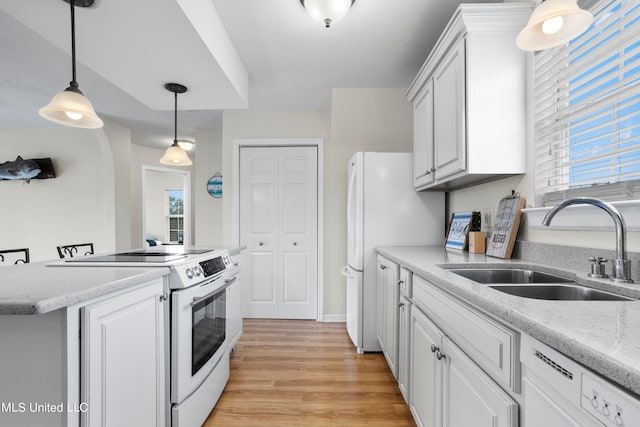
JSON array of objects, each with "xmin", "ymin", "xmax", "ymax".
[{"xmin": 0, "ymin": 156, "xmax": 56, "ymax": 183}]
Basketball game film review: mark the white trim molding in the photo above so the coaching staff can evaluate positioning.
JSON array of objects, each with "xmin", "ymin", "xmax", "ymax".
[{"xmin": 523, "ymin": 200, "xmax": 640, "ymax": 231}]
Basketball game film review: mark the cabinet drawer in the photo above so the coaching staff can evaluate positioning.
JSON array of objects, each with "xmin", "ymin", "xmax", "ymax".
[{"xmin": 413, "ymin": 275, "xmax": 519, "ymax": 392}]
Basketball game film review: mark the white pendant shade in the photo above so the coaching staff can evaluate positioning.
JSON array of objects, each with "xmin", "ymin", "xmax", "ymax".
[
  {"xmin": 517, "ymin": 0, "xmax": 593, "ymax": 51},
  {"xmin": 39, "ymin": 89, "xmax": 103, "ymax": 129},
  {"xmin": 160, "ymin": 142, "xmax": 192, "ymax": 166},
  {"xmin": 302, "ymin": 0, "xmax": 353, "ymax": 28},
  {"xmin": 177, "ymin": 140, "xmax": 195, "ymax": 151}
]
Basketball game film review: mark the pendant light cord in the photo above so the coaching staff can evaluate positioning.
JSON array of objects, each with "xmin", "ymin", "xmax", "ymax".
[
  {"xmin": 69, "ymin": 0, "xmax": 79, "ymax": 91},
  {"xmin": 174, "ymin": 91, "xmax": 178, "ymax": 144}
]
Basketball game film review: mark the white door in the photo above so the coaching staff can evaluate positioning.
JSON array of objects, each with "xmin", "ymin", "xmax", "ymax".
[{"xmin": 240, "ymin": 146, "xmax": 318, "ymax": 319}]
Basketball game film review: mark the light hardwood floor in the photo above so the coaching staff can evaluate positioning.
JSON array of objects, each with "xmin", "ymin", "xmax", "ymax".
[{"xmin": 203, "ymin": 319, "xmax": 416, "ymax": 426}]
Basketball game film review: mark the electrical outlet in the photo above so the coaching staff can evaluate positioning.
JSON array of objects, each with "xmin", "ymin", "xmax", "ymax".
[{"xmin": 481, "ymin": 208, "xmax": 494, "ymax": 232}]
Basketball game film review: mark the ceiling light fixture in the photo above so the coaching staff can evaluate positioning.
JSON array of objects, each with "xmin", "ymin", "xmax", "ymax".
[
  {"xmin": 160, "ymin": 83, "xmax": 192, "ymax": 167},
  {"xmin": 39, "ymin": 0, "xmax": 103, "ymax": 129},
  {"xmin": 517, "ymin": 0, "xmax": 593, "ymax": 51},
  {"xmin": 300, "ymin": 0, "xmax": 355, "ymax": 28},
  {"xmin": 177, "ymin": 140, "xmax": 195, "ymax": 151}
]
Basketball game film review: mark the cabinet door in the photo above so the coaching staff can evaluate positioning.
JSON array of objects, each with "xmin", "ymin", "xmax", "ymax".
[
  {"xmin": 442, "ymin": 336, "xmax": 518, "ymax": 427},
  {"xmin": 433, "ymin": 38, "xmax": 466, "ymax": 181},
  {"xmin": 409, "ymin": 305, "xmax": 444, "ymax": 427},
  {"xmin": 376, "ymin": 255, "xmax": 387, "ymax": 351},
  {"xmin": 382, "ymin": 257, "xmax": 400, "ymax": 378},
  {"xmin": 398, "ymin": 295, "xmax": 411, "ymax": 403},
  {"xmin": 82, "ymin": 280, "xmax": 166, "ymax": 427},
  {"xmin": 413, "ymin": 79, "xmax": 435, "ymax": 188},
  {"xmin": 226, "ymin": 271, "xmax": 243, "ymax": 350}
]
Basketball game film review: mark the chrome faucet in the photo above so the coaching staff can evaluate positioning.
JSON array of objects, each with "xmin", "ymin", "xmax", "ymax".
[{"xmin": 542, "ymin": 197, "xmax": 633, "ymax": 283}]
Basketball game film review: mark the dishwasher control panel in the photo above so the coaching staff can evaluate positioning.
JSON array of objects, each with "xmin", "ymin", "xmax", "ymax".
[{"xmin": 581, "ymin": 373, "xmax": 640, "ymax": 426}]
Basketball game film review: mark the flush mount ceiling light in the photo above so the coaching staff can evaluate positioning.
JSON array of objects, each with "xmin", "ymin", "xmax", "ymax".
[
  {"xmin": 160, "ymin": 83, "xmax": 193, "ymax": 167},
  {"xmin": 177, "ymin": 140, "xmax": 195, "ymax": 151},
  {"xmin": 299, "ymin": 0, "xmax": 355, "ymax": 28},
  {"xmin": 39, "ymin": 0, "xmax": 103, "ymax": 129},
  {"xmin": 517, "ymin": 0, "xmax": 593, "ymax": 51}
]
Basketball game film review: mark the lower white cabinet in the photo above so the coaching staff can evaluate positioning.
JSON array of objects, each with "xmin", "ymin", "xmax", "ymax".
[
  {"xmin": 376, "ymin": 254, "xmax": 400, "ymax": 378},
  {"xmin": 226, "ymin": 270, "xmax": 243, "ymax": 350},
  {"xmin": 82, "ymin": 278, "xmax": 166, "ymax": 427},
  {"xmin": 410, "ymin": 304, "xmax": 444, "ymax": 427},
  {"xmin": 397, "ymin": 294, "xmax": 411, "ymax": 402},
  {"xmin": 410, "ymin": 303, "xmax": 518, "ymax": 427}
]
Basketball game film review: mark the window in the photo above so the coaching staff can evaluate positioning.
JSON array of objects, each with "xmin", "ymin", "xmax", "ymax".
[
  {"xmin": 167, "ymin": 189, "xmax": 184, "ymax": 243},
  {"xmin": 534, "ymin": 0, "xmax": 640, "ymax": 206}
]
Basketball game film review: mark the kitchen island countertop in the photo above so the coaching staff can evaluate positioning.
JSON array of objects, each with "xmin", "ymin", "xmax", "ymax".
[
  {"xmin": 376, "ymin": 245, "xmax": 640, "ymax": 396},
  {"xmin": 0, "ymin": 262, "xmax": 168, "ymax": 315}
]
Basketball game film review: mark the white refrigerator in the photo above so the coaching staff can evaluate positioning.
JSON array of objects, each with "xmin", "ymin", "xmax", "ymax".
[{"xmin": 342, "ymin": 152, "xmax": 444, "ymax": 353}]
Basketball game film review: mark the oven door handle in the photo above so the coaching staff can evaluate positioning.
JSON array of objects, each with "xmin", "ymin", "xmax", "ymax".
[{"xmin": 190, "ymin": 279, "xmax": 235, "ymax": 307}]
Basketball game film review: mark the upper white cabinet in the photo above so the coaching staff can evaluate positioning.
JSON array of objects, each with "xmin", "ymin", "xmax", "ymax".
[{"xmin": 407, "ymin": 4, "xmax": 532, "ymax": 191}]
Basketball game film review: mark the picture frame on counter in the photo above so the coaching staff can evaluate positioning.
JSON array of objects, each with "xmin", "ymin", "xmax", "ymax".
[{"xmin": 445, "ymin": 212, "xmax": 473, "ymax": 250}]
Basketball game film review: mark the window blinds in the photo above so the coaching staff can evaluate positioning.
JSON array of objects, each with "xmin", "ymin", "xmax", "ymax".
[{"xmin": 534, "ymin": 0, "xmax": 640, "ymax": 205}]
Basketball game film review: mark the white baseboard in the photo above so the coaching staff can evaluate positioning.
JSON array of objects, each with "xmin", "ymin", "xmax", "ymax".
[{"xmin": 322, "ymin": 314, "xmax": 346, "ymax": 322}]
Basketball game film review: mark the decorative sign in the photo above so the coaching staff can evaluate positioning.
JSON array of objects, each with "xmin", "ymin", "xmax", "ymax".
[
  {"xmin": 486, "ymin": 196, "xmax": 525, "ymax": 259},
  {"xmin": 445, "ymin": 212, "xmax": 473, "ymax": 250},
  {"xmin": 207, "ymin": 172, "xmax": 222, "ymax": 198},
  {"xmin": 0, "ymin": 156, "xmax": 55, "ymax": 183}
]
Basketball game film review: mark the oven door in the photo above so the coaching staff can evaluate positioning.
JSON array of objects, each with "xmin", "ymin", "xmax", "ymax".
[{"xmin": 171, "ymin": 275, "xmax": 229, "ymax": 404}]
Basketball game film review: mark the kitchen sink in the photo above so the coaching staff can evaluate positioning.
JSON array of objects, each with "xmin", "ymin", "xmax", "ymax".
[
  {"xmin": 448, "ymin": 268, "xmax": 574, "ymax": 284},
  {"xmin": 488, "ymin": 284, "xmax": 635, "ymax": 301}
]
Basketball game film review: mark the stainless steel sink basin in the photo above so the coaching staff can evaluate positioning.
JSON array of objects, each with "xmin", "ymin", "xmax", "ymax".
[
  {"xmin": 448, "ymin": 268, "xmax": 574, "ymax": 284},
  {"xmin": 488, "ymin": 284, "xmax": 635, "ymax": 301}
]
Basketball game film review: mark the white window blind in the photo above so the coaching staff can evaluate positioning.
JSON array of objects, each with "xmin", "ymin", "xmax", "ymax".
[{"xmin": 534, "ymin": 0, "xmax": 640, "ymax": 206}]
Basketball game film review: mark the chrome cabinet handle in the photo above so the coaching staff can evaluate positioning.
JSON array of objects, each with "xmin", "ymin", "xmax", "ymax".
[
  {"xmin": 436, "ymin": 350, "xmax": 445, "ymax": 360},
  {"xmin": 431, "ymin": 167, "xmax": 436, "ymax": 172},
  {"xmin": 293, "ymin": 242, "xmax": 298, "ymax": 246},
  {"xmin": 259, "ymin": 242, "xmax": 264, "ymax": 246},
  {"xmin": 159, "ymin": 292, "xmax": 169, "ymax": 302},
  {"xmin": 398, "ymin": 279, "xmax": 404, "ymax": 286},
  {"xmin": 380, "ymin": 264, "xmax": 387, "ymax": 270},
  {"xmin": 398, "ymin": 302, "xmax": 405, "ymax": 309},
  {"xmin": 430, "ymin": 344, "xmax": 438, "ymax": 353}
]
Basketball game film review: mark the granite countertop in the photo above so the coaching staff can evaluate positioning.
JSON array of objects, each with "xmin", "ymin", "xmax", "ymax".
[
  {"xmin": 0, "ymin": 262, "xmax": 168, "ymax": 315},
  {"xmin": 376, "ymin": 245, "xmax": 640, "ymax": 396}
]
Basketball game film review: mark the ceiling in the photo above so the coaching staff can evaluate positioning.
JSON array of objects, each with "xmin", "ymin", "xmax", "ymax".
[{"xmin": 0, "ymin": 0, "xmax": 503, "ymax": 152}]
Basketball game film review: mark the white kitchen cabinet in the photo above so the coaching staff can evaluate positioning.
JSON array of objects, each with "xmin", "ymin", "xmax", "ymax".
[
  {"xmin": 82, "ymin": 278, "xmax": 166, "ymax": 427},
  {"xmin": 442, "ymin": 336, "xmax": 518, "ymax": 427},
  {"xmin": 409, "ymin": 303, "xmax": 518, "ymax": 427},
  {"xmin": 376, "ymin": 254, "xmax": 400, "ymax": 378},
  {"xmin": 397, "ymin": 267, "xmax": 412, "ymax": 402},
  {"xmin": 407, "ymin": 3, "xmax": 531, "ymax": 191},
  {"xmin": 409, "ymin": 303, "xmax": 444, "ymax": 427},
  {"xmin": 226, "ymin": 268, "xmax": 243, "ymax": 350},
  {"xmin": 398, "ymin": 294, "xmax": 411, "ymax": 402},
  {"xmin": 413, "ymin": 79, "xmax": 435, "ymax": 188},
  {"xmin": 432, "ymin": 38, "xmax": 466, "ymax": 182}
]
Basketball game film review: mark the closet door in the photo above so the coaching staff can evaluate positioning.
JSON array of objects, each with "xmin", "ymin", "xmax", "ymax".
[{"xmin": 240, "ymin": 146, "xmax": 318, "ymax": 319}]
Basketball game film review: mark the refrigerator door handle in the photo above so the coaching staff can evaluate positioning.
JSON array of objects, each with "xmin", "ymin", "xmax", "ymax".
[{"xmin": 341, "ymin": 266, "xmax": 355, "ymax": 279}]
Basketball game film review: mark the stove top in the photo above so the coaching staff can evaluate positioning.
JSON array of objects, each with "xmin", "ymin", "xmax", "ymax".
[{"xmin": 57, "ymin": 248, "xmax": 236, "ymax": 289}]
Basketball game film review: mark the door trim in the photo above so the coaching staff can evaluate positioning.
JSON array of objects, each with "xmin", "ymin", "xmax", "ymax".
[{"xmin": 232, "ymin": 138, "xmax": 325, "ymax": 321}]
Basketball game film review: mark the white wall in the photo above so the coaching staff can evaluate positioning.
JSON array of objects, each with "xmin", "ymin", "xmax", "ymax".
[
  {"xmin": 194, "ymin": 128, "xmax": 223, "ymax": 245},
  {"xmin": 219, "ymin": 88, "xmax": 414, "ymax": 317},
  {"xmin": 0, "ymin": 128, "xmax": 116, "ymax": 261}
]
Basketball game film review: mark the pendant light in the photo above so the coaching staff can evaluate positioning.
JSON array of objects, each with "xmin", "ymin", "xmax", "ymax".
[
  {"xmin": 517, "ymin": 0, "xmax": 593, "ymax": 51},
  {"xmin": 160, "ymin": 83, "xmax": 192, "ymax": 167},
  {"xmin": 300, "ymin": 0, "xmax": 355, "ymax": 28},
  {"xmin": 39, "ymin": 0, "xmax": 103, "ymax": 129}
]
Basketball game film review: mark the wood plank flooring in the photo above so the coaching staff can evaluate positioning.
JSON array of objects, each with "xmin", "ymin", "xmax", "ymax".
[{"xmin": 203, "ymin": 319, "xmax": 416, "ymax": 426}]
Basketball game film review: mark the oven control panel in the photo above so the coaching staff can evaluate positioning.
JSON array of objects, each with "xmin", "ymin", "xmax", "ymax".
[{"xmin": 170, "ymin": 251, "xmax": 234, "ymax": 289}]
